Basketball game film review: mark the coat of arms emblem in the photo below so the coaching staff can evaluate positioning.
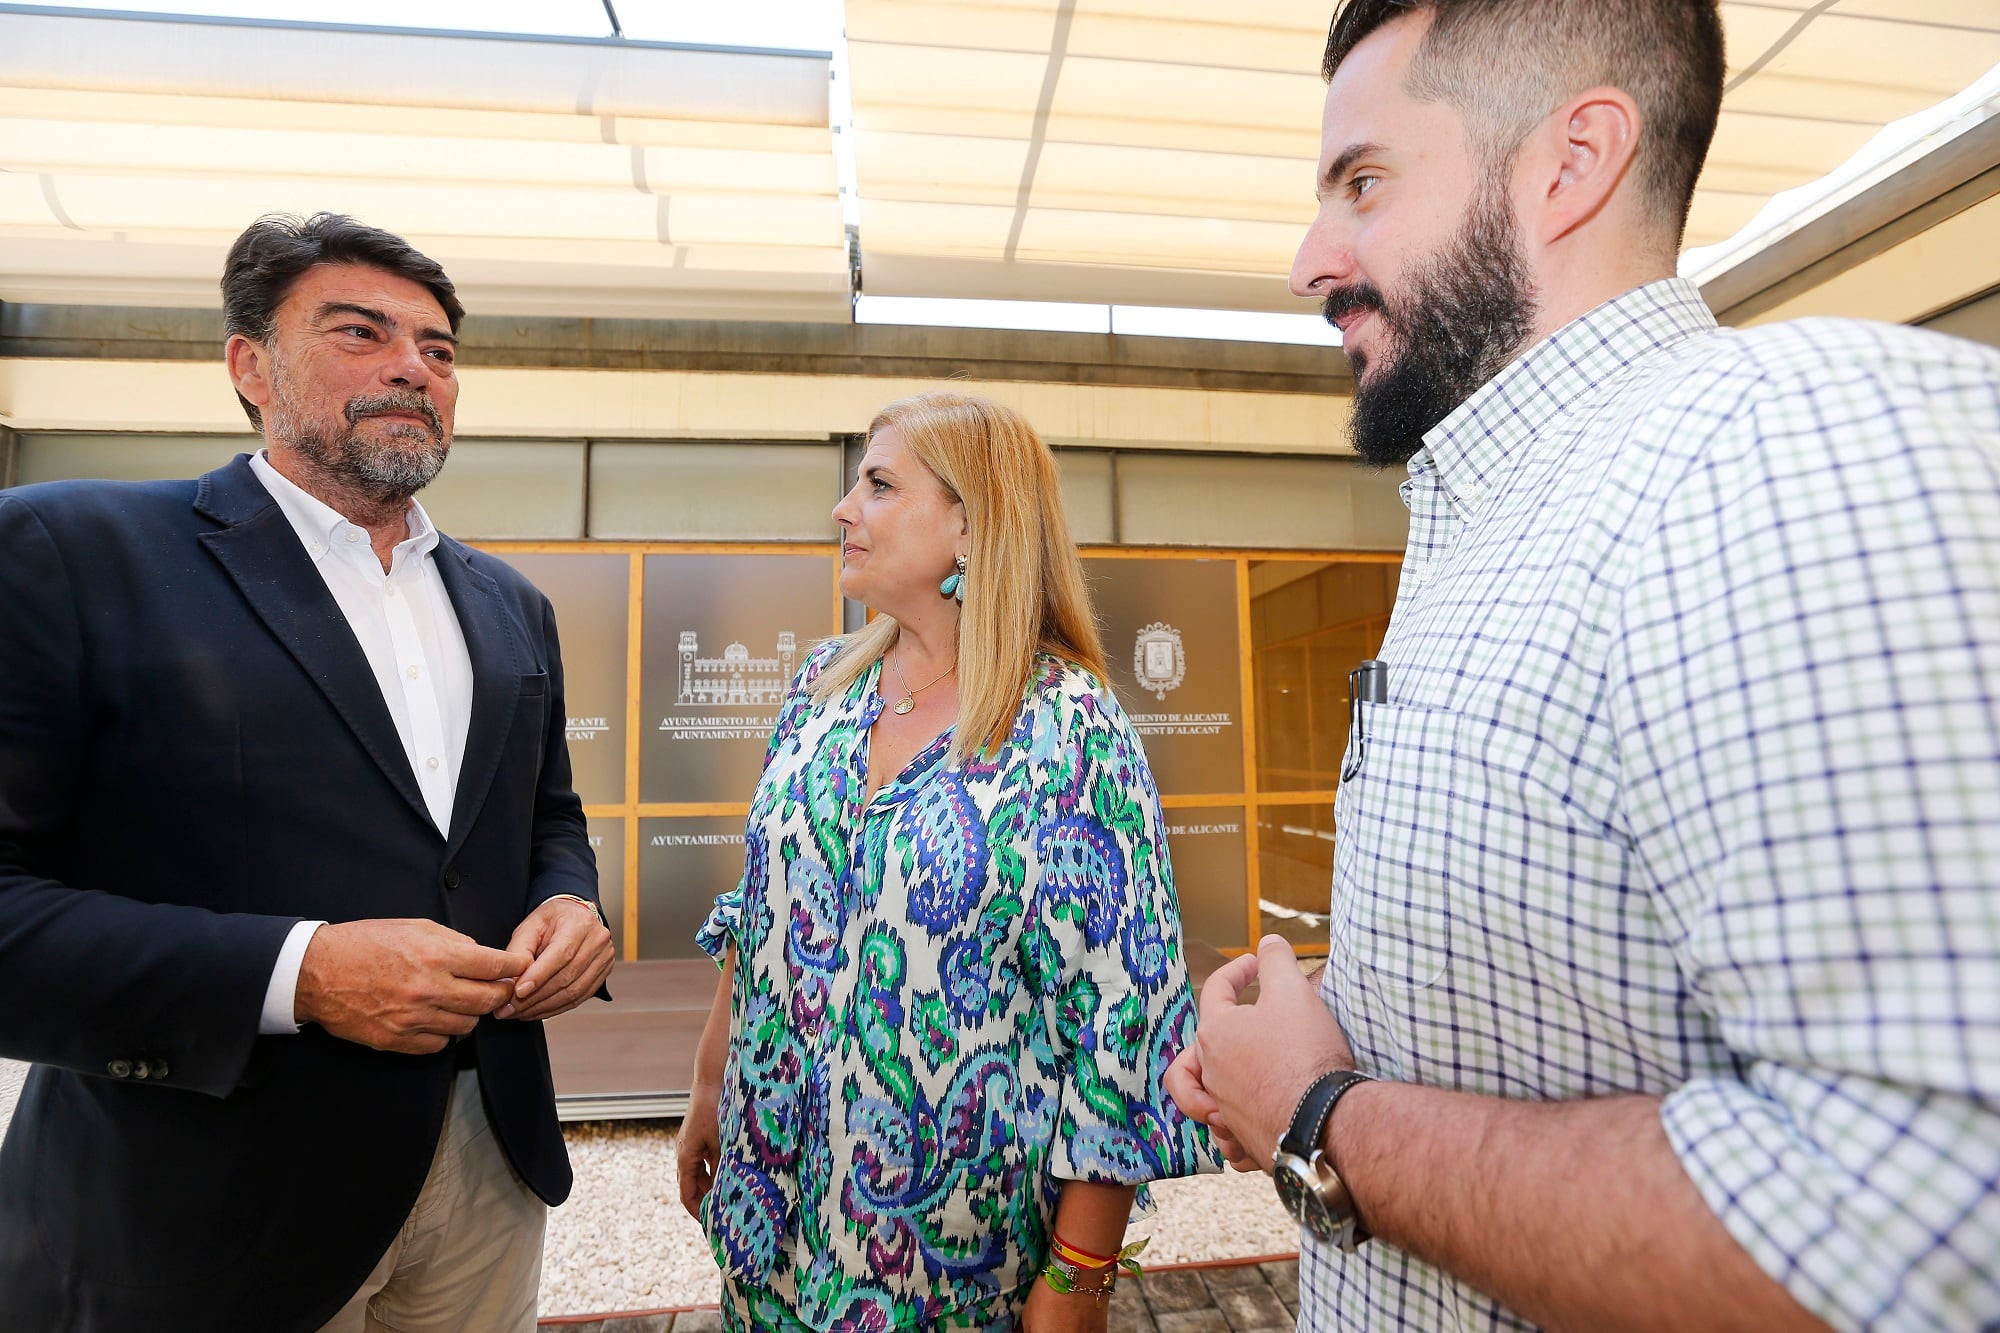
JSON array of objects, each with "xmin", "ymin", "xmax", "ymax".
[{"xmin": 1132, "ymin": 622, "xmax": 1186, "ymax": 701}]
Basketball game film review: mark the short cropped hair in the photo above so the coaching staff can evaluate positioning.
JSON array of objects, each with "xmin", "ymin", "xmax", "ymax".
[
  {"xmin": 220, "ymin": 212, "xmax": 464, "ymax": 428},
  {"xmin": 1323, "ymin": 0, "xmax": 1725, "ymax": 243}
]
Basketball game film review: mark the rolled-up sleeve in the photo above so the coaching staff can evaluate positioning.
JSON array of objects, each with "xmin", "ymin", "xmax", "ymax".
[
  {"xmin": 1027, "ymin": 692, "xmax": 1219, "ymax": 1185},
  {"xmin": 1615, "ymin": 355, "xmax": 2000, "ymax": 1329},
  {"xmin": 695, "ymin": 887, "xmax": 741, "ymax": 965}
]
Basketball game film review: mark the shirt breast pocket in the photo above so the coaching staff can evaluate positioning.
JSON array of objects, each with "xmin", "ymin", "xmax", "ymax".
[{"xmin": 1332, "ymin": 700, "xmax": 1464, "ymax": 990}]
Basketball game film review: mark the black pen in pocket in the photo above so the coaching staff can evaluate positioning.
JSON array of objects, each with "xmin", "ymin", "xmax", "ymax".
[{"xmin": 1343, "ymin": 659, "xmax": 1388, "ymax": 782}]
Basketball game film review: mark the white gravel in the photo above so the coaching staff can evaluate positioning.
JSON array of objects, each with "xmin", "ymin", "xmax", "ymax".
[
  {"xmin": 542, "ymin": 1119, "xmax": 722, "ymax": 1313},
  {"xmin": 0, "ymin": 1061, "xmax": 1297, "ymax": 1319},
  {"xmin": 540, "ymin": 1118, "xmax": 1299, "ymax": 1317},
  {"xmin": 0, "ymin": 1059, "xmax": 22, "ymax": 1142}
]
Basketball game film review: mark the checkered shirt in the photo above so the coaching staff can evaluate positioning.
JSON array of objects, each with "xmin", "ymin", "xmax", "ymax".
[{"xmin": 1303, "ymin": 278, "xmax": 2000, "ymax": 1332}]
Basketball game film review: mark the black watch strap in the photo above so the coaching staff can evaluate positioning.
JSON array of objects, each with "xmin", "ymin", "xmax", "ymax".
[{"xmin": 1282, "ymin": 1068, "xmax": 1371, "ymax": 1161}]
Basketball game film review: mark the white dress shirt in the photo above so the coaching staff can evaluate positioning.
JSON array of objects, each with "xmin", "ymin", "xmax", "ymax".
[{"xmin": 249, "ymin": 451, "xmax": 474, "ymax": 1034}]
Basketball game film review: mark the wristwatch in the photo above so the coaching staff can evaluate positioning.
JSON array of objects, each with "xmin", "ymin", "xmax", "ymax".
[{"xmin": 1272, "ymin": 1068, "xmax": 1372, "ymax": 1252}]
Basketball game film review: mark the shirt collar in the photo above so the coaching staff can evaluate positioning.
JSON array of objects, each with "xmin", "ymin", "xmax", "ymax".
[
  {"xmin": 248, "ymin": 449, "xmax": 439, "ymax": 566},
  {"xmin": 1411, "ymin": 277, "xmax": 1717, "ymax": 516}
]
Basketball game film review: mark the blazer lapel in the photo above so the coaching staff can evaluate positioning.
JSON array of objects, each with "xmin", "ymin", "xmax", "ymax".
[
  {"xmin": 432, "ymin": 538, "xmax": 523, "ymax": 858},
  {"xmin": 194, "ymin": 456, "xmax": 435, "ymax": 831}
]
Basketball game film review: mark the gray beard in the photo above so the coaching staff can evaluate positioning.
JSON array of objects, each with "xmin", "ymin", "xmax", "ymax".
[{"xmin": 269, "ymin": 375, "xmax": 449, "ymax": 503}]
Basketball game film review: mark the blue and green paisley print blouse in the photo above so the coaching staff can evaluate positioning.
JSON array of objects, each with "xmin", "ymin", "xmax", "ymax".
[{"xmin": 697, "ymin": 642, "xmax": 1217, "ymax": 1329}]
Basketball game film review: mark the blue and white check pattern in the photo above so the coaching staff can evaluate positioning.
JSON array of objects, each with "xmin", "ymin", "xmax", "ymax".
[{"xmin": 1305, "ymin": 278, "xmax": 2000, "ymax": 1332}]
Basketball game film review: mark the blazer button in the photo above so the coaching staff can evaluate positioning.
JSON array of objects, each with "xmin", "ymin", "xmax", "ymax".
[
  {"xmin": 148, "ymin": 1059, "xmax": 171, "ymax": 1080},
  {"xmin": 107, "ymin": 1059, "xmax": 132, "ymax": 1079},
  {"xmin": 442, "ymin": 868, "xmax": 461, "ymax": 890}
]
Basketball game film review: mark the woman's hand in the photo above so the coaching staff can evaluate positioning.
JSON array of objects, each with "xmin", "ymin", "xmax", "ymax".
[
  {"xmin": 679, "ymin": 948, "xmax": 736, "ymax": 1220},
  {"xmin": 676, "ymin": 1082, "xmax": 721, "ymax": 1219},
  {"xmin": 1020, "ymin": 1272, "xmax": 1113, "ymax": 1333}
]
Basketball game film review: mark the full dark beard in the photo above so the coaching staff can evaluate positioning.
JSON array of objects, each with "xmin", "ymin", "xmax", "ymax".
[
  {"xmin": 1325, "ymin": 182, "xmax": 1539, "ymax": 467},
  {"xmin": 277, "ymin": 382, "xmax": 449, "ymax": 502}
]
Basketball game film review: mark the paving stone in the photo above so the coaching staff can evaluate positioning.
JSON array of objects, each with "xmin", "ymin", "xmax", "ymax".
[
  {"xmin": 1107, "ymin": 1280, "xmax": 1159, "ymax": 1332},
  {"xmin": 1140, "ymin": 1269, "xmax": 1214, "ymax": 1313},
  {"xmin": 1211, "ymin": 1283, "xmax": 1294, "ymax": 1331},
  {"xmin": 1155, "ymin": 1312, "xmax": 1231, "ymax": 1333},
  {"xmin": 542, "ymin": 1265, "xmax": 1314, "ymax": 1331},
  {"xmin": 1258, "ymin": 1260, "xmax": 1300, "ymax": 1311}
]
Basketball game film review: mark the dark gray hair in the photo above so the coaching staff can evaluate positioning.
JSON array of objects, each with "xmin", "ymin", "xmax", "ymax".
[{"xmin": 221, "ymin": 213, "xmax": 464, "ymax": 428}]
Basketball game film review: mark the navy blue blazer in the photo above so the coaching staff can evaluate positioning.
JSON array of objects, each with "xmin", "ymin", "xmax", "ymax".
[{"xmin": 0, "ymin": 455, "xmax": 599, "ymax": 1331}]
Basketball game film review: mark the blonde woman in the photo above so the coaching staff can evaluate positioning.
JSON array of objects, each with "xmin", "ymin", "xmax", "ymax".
[{"xmin": 678, "ymin": 393, "xmax": 1216, "ymax": 1331}]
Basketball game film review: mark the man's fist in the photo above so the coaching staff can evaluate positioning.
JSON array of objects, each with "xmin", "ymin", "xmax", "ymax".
[
  {"xmin": 1167, "ymin": 934, "xmax": 1357, "ymax": 1172},
  {"xmin": 295, "ymin": 918, "xmax": 531, "ymax": 1054},
  {"xmin": 495, "ymin": 896, "xmax": 615, "ymax": 1023}
]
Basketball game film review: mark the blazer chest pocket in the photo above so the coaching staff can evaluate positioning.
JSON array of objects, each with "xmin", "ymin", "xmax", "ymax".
[
  {"xmin": 510, "ymin": 672, "xmax": 550, "ymax": 765},
  {"xmin": 515, "ymin": 672, "xmax": 550, "ymax": 724},
  {"xmin": 1332, "ymin": 700, "xmax": 1464, "ymax": 990}
]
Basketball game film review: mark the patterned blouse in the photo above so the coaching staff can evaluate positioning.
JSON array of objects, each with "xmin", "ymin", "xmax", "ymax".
[{"xmin": 697, "ymin": 642, "xmax": 1216, "ymax": 1329}]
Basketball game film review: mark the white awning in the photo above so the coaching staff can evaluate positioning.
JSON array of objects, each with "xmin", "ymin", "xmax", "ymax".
[
  {"xmin": 0, "ymin": 7, "xmax": 849, "ymax": 319},
  {"xmin": 845, "ymin": 0, "xmax": 2000, "ymax": 317},
  {"xmin": 3, "ymin": 2, "xmax": 1996, "ymax": 330}
]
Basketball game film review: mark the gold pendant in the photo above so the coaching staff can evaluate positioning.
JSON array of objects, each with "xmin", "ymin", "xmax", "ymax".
[{"xmin": 894, "ymin": 696, "xmax": 915, "ymax": 715}]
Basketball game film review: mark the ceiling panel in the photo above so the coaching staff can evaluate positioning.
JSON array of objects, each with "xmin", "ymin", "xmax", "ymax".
[
  {"xmin": 2, "ymin": 2, "xmax": 1994, "ymax": 330},
  {"xmin": 849, "ymin": 0, "xmax": 2000, "ymax": 314},
  {"xmin": 0, "ymin": 8, "xmax": 848, "ymax": 321}
]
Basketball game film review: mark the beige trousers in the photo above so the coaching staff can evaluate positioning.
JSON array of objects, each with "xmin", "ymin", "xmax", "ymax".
[{"xmin": 318, "ymin": 1068, "xmax": 547, "ymax": 1333}]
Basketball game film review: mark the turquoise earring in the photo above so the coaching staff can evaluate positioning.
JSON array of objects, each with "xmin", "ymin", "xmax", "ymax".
[{"xmin": 939, "ymin": 554, "xmax": 966, "ymax": 602}]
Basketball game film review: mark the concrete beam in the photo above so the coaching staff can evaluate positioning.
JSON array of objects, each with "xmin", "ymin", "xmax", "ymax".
[
  {"xmin": 1704, "ymin": 114, "xmax": 2000, "ymax": 328},
  {"xmin": 0, "ymin": 358, "xmax": 1355, "ymax": 456},
  {"xmin": 1919, "ymin": 283, "xmax": 2000, "ymax": 351},
  {"xmin": 0, "ymin": 303, "xmax": 1354, "ymax": 397},
  {"xmin": 1742, "ymin": 189, "xmax": 2000, "ymax": 328}
]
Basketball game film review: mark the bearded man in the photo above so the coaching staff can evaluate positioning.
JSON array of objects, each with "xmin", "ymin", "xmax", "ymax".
[
  {"xmin": 1168, "ymin": 2, "xmax": 2000, "ymax": 1330},
  {"xmin": 0, "ymin": 213, "xmax": 613, "ymax": 1332}
]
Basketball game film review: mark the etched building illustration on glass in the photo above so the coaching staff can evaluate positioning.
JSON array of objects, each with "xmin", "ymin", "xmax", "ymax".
[{"xmin": 676, "ymin": 631, "xmax": 798, "ymax": 705}]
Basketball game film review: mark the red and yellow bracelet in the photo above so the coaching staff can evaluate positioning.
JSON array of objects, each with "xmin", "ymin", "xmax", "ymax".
[{"xmin": 1041, "ymin": 1233, "xmax": 1148, "ymax": 1305}]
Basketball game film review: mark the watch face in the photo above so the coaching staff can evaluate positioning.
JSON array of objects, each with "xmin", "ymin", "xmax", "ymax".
[
  {"xmin": 1274, "ymin": 1155, "xmax": 1310, "ymax": 1221},
  {"xmin": 1272, "ymin": 1156, "xmax": 1336, "ymax": 1242},
  {"xmin": 1299, "ymin": 1193, "xmax": 1335, "ymax": 1243}
]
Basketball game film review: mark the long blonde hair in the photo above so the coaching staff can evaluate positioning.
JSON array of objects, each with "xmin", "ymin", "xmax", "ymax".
[{"xmin": 813, "ymin": 392, "xmax": 1108, "ymax": 762}]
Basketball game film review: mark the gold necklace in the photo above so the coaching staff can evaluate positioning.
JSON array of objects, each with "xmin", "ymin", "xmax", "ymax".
[{"xmin": 888, "ymin": 648, "xmax": 954, "ymax": 715}]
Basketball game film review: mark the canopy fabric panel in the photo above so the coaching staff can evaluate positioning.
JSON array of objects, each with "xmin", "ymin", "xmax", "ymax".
[
  {"xmin": 3, "ymin": 2, "xmax": 1996, "ymax": 330},
  {"xmin": 846, "ymin": 0, "xmax": 2000, "ymax": 312},
  {"xmin": 1693, "ymin": 0, "xmax": 2000, "ymax": 248},
  {"xmin": 847, "ymin": 0, "xmax": 1326, "ymax": 313},
  {"xmin": 0, "ymin": 9, "xmax": 849, "ymax": 320}
]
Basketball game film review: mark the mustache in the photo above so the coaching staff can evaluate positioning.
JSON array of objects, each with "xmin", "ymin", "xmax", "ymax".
[
  {"xmin": 346, "ymin": 390, "xmax": 443, "ymax": 438},
  {"xmin": 1320, "ymin": 283, "xmax": 1388, "ymax": 329}
]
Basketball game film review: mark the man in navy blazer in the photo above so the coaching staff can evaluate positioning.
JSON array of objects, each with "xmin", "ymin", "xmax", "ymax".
[{"xmin": 0, "ymin": 214, "xmax": 614, "ymax": 1331}]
